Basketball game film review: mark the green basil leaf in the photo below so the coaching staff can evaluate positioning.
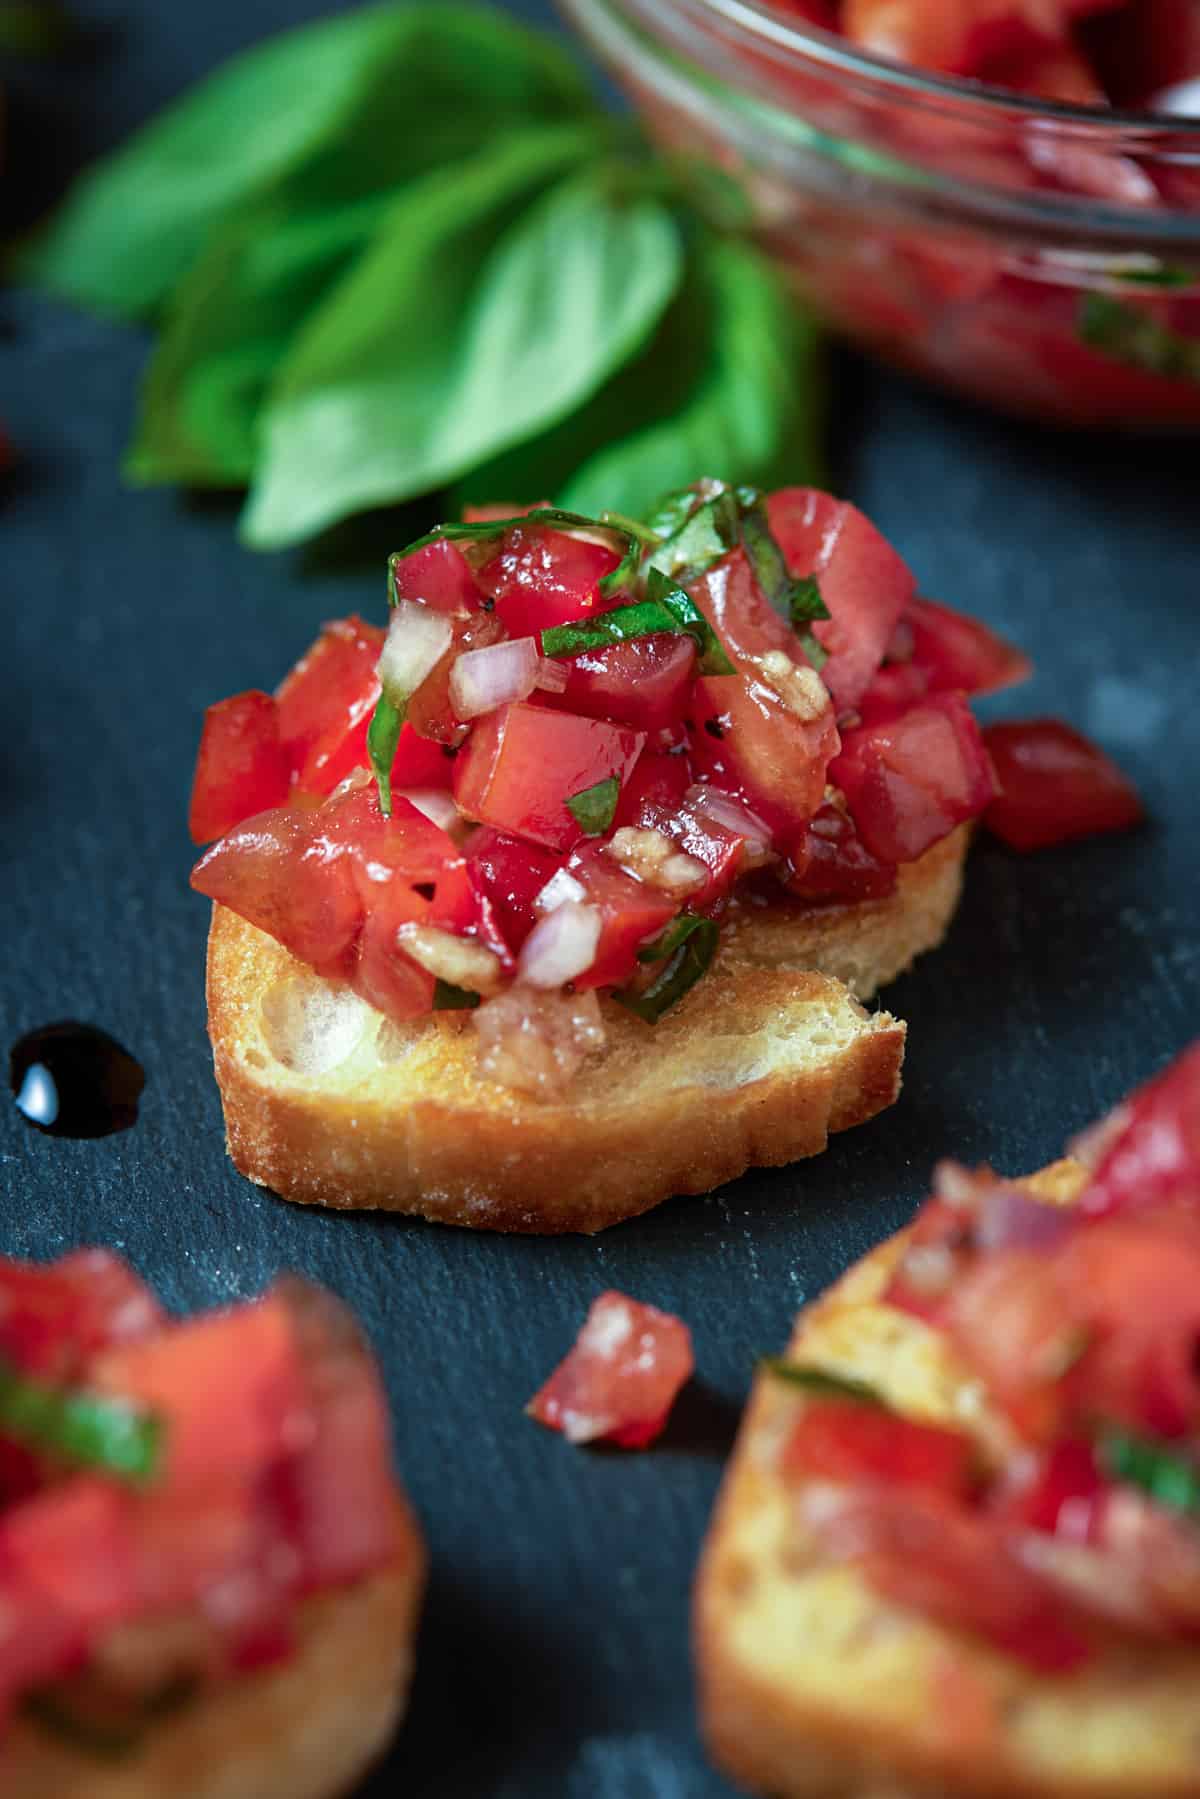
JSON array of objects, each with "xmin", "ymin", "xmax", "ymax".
[
  {"xmin": 636, "ymin": 911, "xmax": 709, "ymax": 963},
  {"xmin": 1097, "ymin": 1426, "xmax": 1200, "ymax": 1517},
  {"xmin": 615, "ymin": 915, "xmax": 718, "ymax": 1023},
  {"xmin": 391, "ymin": 507, "xmax": 633, "ymax": 574},
  {"xmin": 1077, "ymin": 293, "xmax": 1200, "ymax": 385},
  {"xmin": 648, "ymin": 487, "xmax": 741, "ymax": 581},
  {"xmin": 432, "ymin": 979, "xmax": 480, "ymax": 1011},
  {"xmin": 760, "ymin": 1360, "xmax": 883, "ymax": 1404},
  {"xmin": 0, "ymin": 1356, "xmax": 162, "ymax": 1485},
  {"xmin": 643, "ymin": 487, "xmax": 704, "ymax": 542},
  {"xmin": 643, "ymin": 568, "xmax": 735, "ymax": 675},
  {"xmin": 567, "ymin": 775, "xmax": 620, "ymax": 836},
  {"xmin": 540, "ymin": 575, "xmax": 730, "ymax": 675},
  {"xmin": 367, "ymin": 691, "xmax": 404, "ymax": 819},
  {"xmin": 241, "ymin": 147, "xmax": 683, "ymax": 549},
  {"xmin": 19, "ymin": 2, "xmax": 598, "ymax": 318}
]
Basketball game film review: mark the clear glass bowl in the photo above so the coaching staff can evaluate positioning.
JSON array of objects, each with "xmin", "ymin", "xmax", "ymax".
[{"xmin": 560, "ymin": 0, "xmax": 1200, "ymax": 428}]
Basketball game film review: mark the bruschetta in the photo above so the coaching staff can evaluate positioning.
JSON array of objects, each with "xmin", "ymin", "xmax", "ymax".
[
  {"xmin": 190, "ymin": 482, "xmax": 1029, "ymax": 1231},
  {"xmin": 0, "ymin": 1250, "xmax": 424, "ymax": 1797},
  {"xmin": 696, "ymin": 1040, "xmax": 1200, "ymax": 1797}
]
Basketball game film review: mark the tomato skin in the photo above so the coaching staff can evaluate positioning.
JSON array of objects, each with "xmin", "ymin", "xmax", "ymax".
[
  {"xmin": 0, "ymin": 1251, "xmax": 163, "ymax": 1382},
  {"xmin": 465, "ymin": 828, "xmax": 561, "ymax": 954},
  {"xmin": 391, "ymin": 722, "xmax": 456, "ymax": 791},
  {"xmin": 275, "ymin": 616, "xmax": 384, "ymax": 800},
  {"xmin": 892, "ymin": 597, "xmax": 1031, "ymax": 703},
  {"xmin": 983, "ymin": 719, "xmax": 1143, "ymax": 853},
  {"xmin": 784, "ymin": 801, "xmax": 899, "ymax": 904},
  {"xmin": 191, "ymin": 805, "xmax": 362, "ymax": 976},
  {"xmin": 567, "ymin": 844, "xmax": 679, "ymax": 990},
  {"xmin": 831, "ymin": 692, "xmax": 997, "ymax": 864},
  {"xmin": 0, "ymin": 1478, "xmax": 137, "ymax": 1693},
  {"xmin": 613, "ymin": 749, "xmax": 694, "ymax": 830},
  {"xmin": 542, "ymin": 634, "xmax": 697, "ymax": 737},
  {"xmin": 690, "ymin": 672, "xmax": 838, "ymax": 837},
  {"xmin": 782, "ymin": 1399, "xmax": 973, "ymax": 1494},
  {"xmin": 390, "ymin": 540, "xmax": 482, "ymax": 616},
  {"xmin": 994, "ymin": 1440, "xmax": 1105, "ymax": 1536},
  {"xmin": 527, "ymin": 1290, "xmax": 693, "ymax": 1449},
  {"xmin": 189, "ymin": 691, "xmax": 290, "ymax": 846},
  {"xmin": 453, "ymin": 702, "xmax": 646, "ymax": 854},
  {"xmin": 766, "ymin": 488, "xmax": 915, "ymax": 711},
  {"xmin": 1081, "ymin": 1041, "xmax": 1200, "ymax": 1221},
  {"xmin": 477, "ymin": 525, "xmax": 621, "ymax": 640}
]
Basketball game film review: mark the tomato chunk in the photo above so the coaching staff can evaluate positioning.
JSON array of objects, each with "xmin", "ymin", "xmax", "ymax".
[
  {"xmin": 466, "ymin": 829, "xmax": 561, "ymax": 953},
  {"xmin": 567, "ymin": 842, "xmax": 681, "ymax": 989},
  {"xmin": 542, "ymin": 634, "xmax": 697, "ymax": 737},
  {"xmin": 690, "ymin": 671, "xmax": 838, "ymax": 838},
  {"xmin": 0, "ymin": 1478, "xmax": 136, "ymax": 1695},
  {"xmin": 767, "ymin": 488, "xmax": 915, "ymax": 711},
  {"xmin": 995, "ymin": 1440, "xmax": 1105, "ymax": 1536},
  {"xmin": 782, "ymin": 1398, "xmax": 973, "ymax": 1494},
  {"xmin": 391, "ymin": 539, "xmax": 482, "ymax": 615},
  {"xmin": 983, "ymin": 719, "xmax": 1143, "ymax": 853},
  {"xmin": 189, "ymin": 690, "xmax": 289, "ymax": 846},
  {"xmin": 527, "ymin": 1291, "xmax": 693, "ymax": 1449},
  {"xmin": 831, "ymin": 692, "xmax": 996, "ymax": 864},
  {"xmin": 0, "ymin": 1251, "xmax": 163, "ymax": 1381},
  {"xmin": 899, "ymin": 597, "xmax": 1031, "ymax": 700},
  {"xmin": 1080, "ymin": 1041, "xmax": 1200, "ymax": 1222},
  {"xmin": 275, "ymin": 616, "xmax": 384, "ymax": 799},
  {"xmin": 453, "ymin": 702, "xmax": 645, "ymax": 854},
  {"xmin": 785, "ymin": 801, "xmax": 899, "ymax": 904},
  {"xmin": 191, "ymin": 804, "xmax": 362, "ymax": 977},
  {"xmin": 477, "ymin": 525, "xmax": 621, "ymax": 640},
  {"xmin": 613, "ymin": 749, "xmax": 694, "ymax": 830}
]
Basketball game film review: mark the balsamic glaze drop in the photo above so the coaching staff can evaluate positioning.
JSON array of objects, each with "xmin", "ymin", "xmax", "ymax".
[{"xmin": 9, "ymin": 1022, "xmax": 145, "ymax": 1139}]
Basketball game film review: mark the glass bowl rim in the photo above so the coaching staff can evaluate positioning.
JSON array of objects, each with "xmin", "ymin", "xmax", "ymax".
[{"xmin": 608, "ymin": 0, "xmax": 1200, "ymax": 135}]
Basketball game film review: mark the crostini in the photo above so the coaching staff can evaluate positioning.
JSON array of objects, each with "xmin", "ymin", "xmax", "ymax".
[
  {"xmin": 191, "ymin": 482, "xmax": 1029, "ymax": 1232},
  {"xmin": 0, "ymin": 1250, "xmax": 424, "ymax": 1797},
  {"xmin": 696, "ymin": 1041, "xmax": 1200, "ymax": 1798}
]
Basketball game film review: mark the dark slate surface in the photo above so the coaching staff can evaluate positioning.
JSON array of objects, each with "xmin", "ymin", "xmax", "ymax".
[{"xmin": 1, "ymin": 3, "xmax": 1197, "ymax": 1794}]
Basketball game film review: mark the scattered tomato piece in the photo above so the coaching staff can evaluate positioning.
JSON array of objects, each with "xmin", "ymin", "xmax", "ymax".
[
  {"xmin": 527, "ymin": 1291, "xmax": 694, "ymax": 1448},
  {"xmin": 983, "ymin": 718, "xmax": 1143, "ymax": 852}
]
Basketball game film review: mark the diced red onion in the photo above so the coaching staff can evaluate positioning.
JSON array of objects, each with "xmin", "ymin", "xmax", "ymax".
[
  {"xmin": 685, "ymin": 784, "xmax": 772, "ymax": 857},
  {"xmin": 1153, "ymin": 79, "xmax": 1200, "ymax": 117},
  {"xmin": 974, "ymin": 1185, "xmax": 1074, "ymax": 1254},
  {"xmin": 534, "ymin": 657, "xmax": 569, "ymax": 694},
  {"xmin": 449, "ymin": 636, "xmax": 539, "ymax": 720},
  {"xmin": 394, "ymin": 788, "xmax": 460, "ymax": 834},
  {"xmin": 379, "ymin": 601, "xmax": 453, "ymax": 705},
  {"xmin": 534, "ymin": 867, "xmax": 587, "ymax": 913},
  {"xmin": 518, "ymin": 901, "xmax": 601, "ymax": 988}
]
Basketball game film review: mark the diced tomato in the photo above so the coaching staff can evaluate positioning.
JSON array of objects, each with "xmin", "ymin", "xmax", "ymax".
[
  {"xmin": 842, "ymin": 0, "xmax": 1116, "ymax": 79},
  {"xmin": 995, "ymin": 1439, "xmax": 1105, "ymax": 1536},
  {"xmin": 0, "ymin": 1251, "xmax": 164, "ymax": 1381},
  {"xmin": 831, "ymin": 692, "xmax": 996, "ymax": 864},
  {"xmin": 660, "ymin": 796, "xmax": 750, "ymax": 909},
  {"xmin": 391, "ymin": 722, "xmax": 457, "ymax": 791},
  {"xmin": 567, "ymin": 843, "xmax": 680, "ymax": 989},
  {"xmin": 690, "ymin": 671, "xmax": 838, "ymax": 838},
  {"xmin": 941, "ymin": 1246, "xmax": 1081, "ymax": 1439},
  {"xmin": 782, "ymin": 1398, "xmax": 973, "ymax": 1493},
  {"xmin": 613, "ymin": 749, "xmax": 694, "ymax": 830},
  {"xmin": 1080, "ymin": 1041, "xmax": 1200, "ymax": 1222},
  {"xmin": 477, "ymin": 525, "xmax": 621, "ymax": 640},
  {"xmin": 692, "ymin": 550, "xmax": 798, "ymax": 668},
  {"xmin": 466, "ymin": 829, "xmax": 561, "ymax": 953},
  {"xmin": 983, "ymin": 719, "xmax": 1143, "ymax": 853},
  {"xmin": 275, "ymin": 616, "xmax": 384, "ymax": 800},
  {"xmin": 188, "ymin": 691, "xmax": 289, "ymax": 846},
  {"xmin": 766, "ymin": 488, "xmax": 916, "ymax": 711},
  {"xmin": 390, "ymin": 540, "xmax": 482, "ymax": 615},
  {"xmin": 784, "ymin": 801, "xmax": 899, "ymax": 904},
  {"xmin": 541, "ymin": 635, "xmax": 697, "ymax": 738},
  {"xmin": 453, "ymin": 702, "xmax": 645, "ymax": 854},
  {"xmin": 527, "ymin": 1291, "xmax": 693, "ymax": 1449},
  {"xmin": 93, "ymin": 1295, "xmax": 309, "ymax": 1494},
  {"xmin": 0, "ymin": 1479, "xmax": 136, "ymax": 1697},
  {"xmin": 191, "ymin": 804, "xmax": 362, "ymax": 976},
  {"xmin": 900, "ymin": 597, "xmax": 1031, "ymax": 700}
]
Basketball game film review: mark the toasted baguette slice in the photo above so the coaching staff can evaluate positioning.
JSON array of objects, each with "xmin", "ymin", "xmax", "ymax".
[
  {"xmin": 695, "ymin": 1157, "xmax": 1200, "ymax": 1799},
  {"xmin": 203, "ymin": 825, "xmax": 967, "ymax": 1234},
  {"xmin": 7, "ymin": 1496, "xmax": 425, "ymax": 1799}
]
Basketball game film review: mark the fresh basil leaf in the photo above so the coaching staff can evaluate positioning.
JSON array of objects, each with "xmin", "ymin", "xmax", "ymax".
[
  {"xmin": 432, "ymin": 979, "xmax": 480, "ymax": 1011},
  {"xmin": 643, "ymin": 487, "xmax": 703, "ymax": 542},
  {"xmin": 540, "ymin": 575, "xmax": 730, "ymax": 675},
  {"xmin": 19, "ymin": 2, "xmax": 598, "ymax": 318},
  {"xmin": 648, "ymin": 487, "xmax": 741, "ymax": 581},
  {"xmin": 0, "ymin": 1355, "xmax": 162, "ymax": 1485},
  {"xmin": 786, "ymin": 574, "xmax": 828, "ymax": 626},
  {"xmin": 643, "ymin": 568, "xmax": 735, "ymax": 675},
  {"xmin": 637, "ymin": 911, "xmax": 709, "ymax": 963},
  {"xmin": 1077, "ymin": 293, "xmax": 1200, "ymax": 385},
  {"xmin": 760, "ymin": 1360, "xmax": 883, "ymax": 1404},
  {"xmin": 1119, "ymin": 264, "xmax": 1195, "ymax": 290},
  {"xmin": 392, "ymin": 507, "xmax": 632, "ymax": 574},
  {"xmin": 1097, "ymin": 1426, "xmax": 1200, "ymax": 1517},
  {"xmin": 567, "ymin": 775, "xmax": 620, "ymax": 836},
  {"xmin": 367, "ymin": 691, "xmax": 404, "ymax": 819},
  {"xmin": 242, "ymin": 146, "xmax": 683, "ymax": 548},
  {"xmin": 615, "ymin": 914, "xmax": 718, "ymax": 1023}
]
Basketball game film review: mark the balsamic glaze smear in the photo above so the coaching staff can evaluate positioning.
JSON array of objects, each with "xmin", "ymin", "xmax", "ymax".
[{"xmin": 10, "ymin": 1022, "xmax": 144, "ymax": 1138}]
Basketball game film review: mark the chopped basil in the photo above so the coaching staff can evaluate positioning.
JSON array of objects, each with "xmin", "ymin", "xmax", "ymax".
[
  {"xmin": 432, "ymin": 979, "xmax": 480, "ymax": 1011},
  {"xmin": 636, "ymin": 911, "xmax": 709, "ymax": 963},
  {"xmin": 390, "ymin": 507, "xmax": 634, "ymax": 575},
  {"xmin": 615, "ymin": 914, "xmax": 718, "ymax": 1023},
  {"xmin": 643, "ymin": 486, "xmax": 702, "ymax": 542},
  {"xmin": 567, "ymin": 774, "xmax": 620, "ymax": 836},
  {"xmin": 367, "ymin": 690, "xmax": 405, "ymax": 819},
  {"xmin": 541, "ymin": 575, "xmax": 733, "ymax": 676},
  {"xmin": 1077, "ymin": 293, "xmax": 1200, "ymax": 385},
  {"xmin": 1119, "ymin": 265, "xmax": 1195, "ymax": 290},
  {"xmin": 738, "ymin": 492, "xmax": 831, "ymax": 632},
  {"xmin": 1097, "ymin": 1426, "xmax": 1200, "ymax": 1517},
  {"xmin": 646, "ymin": 487, "xmax": 741, "ymax": 582},
  {"xmin": 0, "ymin": 1356, "xmax": 163, "ymax": 1486},
  {"xmin": 761, "ymin": 1360, "xmax": 884, "ymax": 1404}
]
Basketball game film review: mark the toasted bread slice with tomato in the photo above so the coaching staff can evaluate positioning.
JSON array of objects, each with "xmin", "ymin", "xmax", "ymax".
[
  {"xmin": 694, "ymin": 1157, "xmax": 1200, "ymax": 1799},
  {"xmin": 7, "ymin": 1494, "xmax": 425, "ymax": 1799},
  {"xmin": 201, "ymin": 823, "xmax": 967, "ymax": 1234}
]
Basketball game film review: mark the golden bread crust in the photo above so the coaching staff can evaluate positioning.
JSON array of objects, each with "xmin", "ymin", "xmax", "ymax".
[
  {"xmin": 695, "ymin": 1160, "xmax": 1200, "ymax": 1798},
  {"xmin": 200, "ymin": 827, "xmax": 967, "ymax": 1233},
  {"xmin": 6, "ymin": 1494, "xmax": 425, "ymax": 1799}
]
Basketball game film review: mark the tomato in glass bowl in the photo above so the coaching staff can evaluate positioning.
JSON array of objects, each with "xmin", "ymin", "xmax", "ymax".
[{"xmin": 559, "ymin": 0, "xmax": 1200, "ymax": 430}]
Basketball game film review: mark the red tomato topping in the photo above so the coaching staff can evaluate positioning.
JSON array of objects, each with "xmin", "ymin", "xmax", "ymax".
[
  {"xmin": 477, "ymin": 525, "xmax": 621, "ymax": 640},
  {"xmin": 781, "ymin": 1398, "xmax": 973, "ymax": 1494},
  {"xmin": 527, "ymin": 1291, "xmax": 693, "ymax": 1449},
  {"xmin": 567, "ymin": 843, "xmax": 680, "ymax": 989},
  {"xmin": 188, "ymin": 691, "xmax": 289, "ymax": 846},
  {"xmin": 542, "ymin": 634, "xmax": 697, "ymax": 737},
  {"xmin": 690, "ymin": 670, "xmax": 838, "ymax": 838},
  {"xmin": 391, "ymin": 539, "xmax": 482, "ymax": 615},
  {"xmin": 1080, "ymin": 1041, "xmax": 1200, "ymax": 1221},
  {"xmin": 766, "ymin": 487, "xmax": 916, "ymax": 711},
  {"xmin": 983, "ymin": 718, "xmax": 1143, "ymax": 853},
  {"xmin": 191, "ymin": 804, "xmax": 362, "ymax": 977},
  {"xmin": 994, "ymin": 1439, "xmax": 1106, "ymax": 1536},
  {"xmin": 453, "ymin": 702, "xmax": 646, "ymax": 854},
  {"xmin": 831, "ymin": 692, "xmax": 997, "ymax": 863},
  {"xmin": 0, "ymin": 1251, "xmax": 164, "ymax": 1381},
  {"xmin": 275, "ymin": 616, "xmax": 384, "ymax": 799},
  {"xmin": 784, "ymin": 800, "xmax": 899, "ymax": 904},
  {"xmin": 466, "ymin": 828, "xmax": 562, "ymax": 953},
  {"xmin": 896, "ymin": 597, "xmax": 1031, "ymax": 701},
  {"xmin": 613, "ymin": 748, "xmax": 694, "ymax": 830}
]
